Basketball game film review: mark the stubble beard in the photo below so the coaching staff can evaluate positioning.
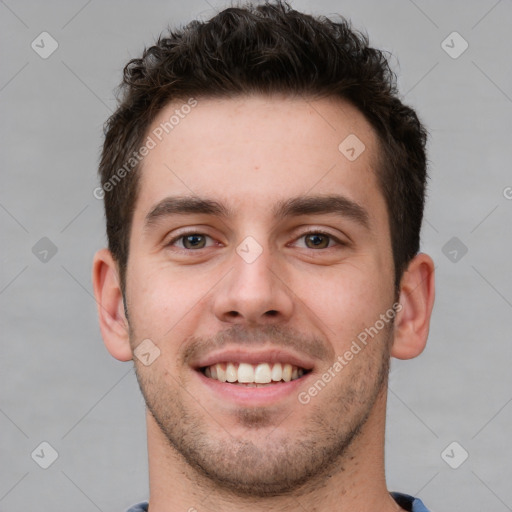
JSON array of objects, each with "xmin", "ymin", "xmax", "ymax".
[{"xmin": 132, "ymin": 327, "xmax": 391, "ymax": 498}]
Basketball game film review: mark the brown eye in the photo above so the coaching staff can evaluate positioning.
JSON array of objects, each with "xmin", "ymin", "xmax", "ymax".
[
  {"xmin": 168, "ymin": 233, "xmax": 213, "ymax": 250},
  {"xmin": 181, "ymin": 234, "xmax": 207, "ymax": 249},
  {"xmin": 304, "ymin": 233, "xmax": 331, "ymax": 249}
]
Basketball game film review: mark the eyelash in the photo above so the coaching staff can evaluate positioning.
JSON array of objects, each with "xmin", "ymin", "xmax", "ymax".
[{"xmin": 166, "ymin": 230, "xmax": 346, "ymax": 252}]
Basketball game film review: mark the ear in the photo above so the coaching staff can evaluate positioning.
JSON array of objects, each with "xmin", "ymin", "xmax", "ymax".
[
  {"xmin": 92, "ymin": 248, "xmax": 132, "ymax": 361},
  {"xmin": 391, "ymin": 253, "xmax": 435, "ymax": 360}
]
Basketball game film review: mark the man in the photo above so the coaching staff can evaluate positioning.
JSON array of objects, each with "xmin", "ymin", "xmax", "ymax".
[{"xmin": 92, "ymin": 2, "xmax": 435, "ymax": 511}]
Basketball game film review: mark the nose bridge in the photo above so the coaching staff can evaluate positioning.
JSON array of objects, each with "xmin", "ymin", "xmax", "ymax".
[{"xmin": 213, "ymin": 234, "xmax": 294, "ymax": 324}]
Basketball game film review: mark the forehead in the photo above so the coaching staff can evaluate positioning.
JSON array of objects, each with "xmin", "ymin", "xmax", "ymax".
[{"xmin": 134, "ymin": 95, "xmax": 387, "ymax": 228}]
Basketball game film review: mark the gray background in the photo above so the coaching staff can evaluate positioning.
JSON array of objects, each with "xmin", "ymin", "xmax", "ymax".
[{"xmin": 1, "ymin": 1, "xmax": 511, "ymax": 511}]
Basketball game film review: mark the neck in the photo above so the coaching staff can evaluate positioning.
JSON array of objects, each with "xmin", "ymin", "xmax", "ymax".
[{"xmin": 144, "ymin": 389, "xmax": 403, "ymax": 512}]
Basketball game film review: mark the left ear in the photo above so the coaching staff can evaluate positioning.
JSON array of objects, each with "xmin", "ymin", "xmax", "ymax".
[
  {"xmin": 391, "ymin": 253, "xmax": 435, "ymax": 360},
  {"xmin": 92, "ymin": 248, "xmax": 132, "ymax": 362}
]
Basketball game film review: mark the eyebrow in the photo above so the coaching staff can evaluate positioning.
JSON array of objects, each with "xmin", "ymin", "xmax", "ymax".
[
  {"xmin": 273, "ymin": 194, "xmax": 369, "ymax": 229},
  {"xmin": 143, "ymin": 194, "xmax": 370, "ymax": 230}
]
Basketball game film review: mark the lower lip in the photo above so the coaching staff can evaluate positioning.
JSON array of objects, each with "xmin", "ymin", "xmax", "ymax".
[{"xmin": 195, "ymin": 370, "xmax": 310, "ymax": 407}]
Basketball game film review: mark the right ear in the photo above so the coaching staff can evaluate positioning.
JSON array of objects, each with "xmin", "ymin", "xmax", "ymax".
[{"xmin": 92, "ymin": 248, "xmax": 132, "ymax": 361}]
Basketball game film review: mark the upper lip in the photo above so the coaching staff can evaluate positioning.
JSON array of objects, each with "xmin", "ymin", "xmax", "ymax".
[{"xmin": 192, "ymin": 347, "xmax": 316, "ymax": 371}]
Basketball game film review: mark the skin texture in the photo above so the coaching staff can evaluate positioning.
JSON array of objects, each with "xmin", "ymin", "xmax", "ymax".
[{"xmin": 93, "ymin": 95, "xmax": 435, "ymax": 512}]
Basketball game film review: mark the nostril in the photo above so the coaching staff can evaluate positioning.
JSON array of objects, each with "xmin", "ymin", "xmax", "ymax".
[{"xmin": 266, "ymin": 310, "xmax": 278, "ymax": 317}]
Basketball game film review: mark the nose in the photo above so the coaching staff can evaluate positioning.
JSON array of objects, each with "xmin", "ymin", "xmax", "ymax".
[{"xmin": 212, "ymin": 241, "xmax": 294, "ymax": 326}]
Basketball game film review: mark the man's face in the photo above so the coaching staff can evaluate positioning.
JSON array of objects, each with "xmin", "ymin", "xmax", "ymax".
[{"xmin": 125, "ymin": 95, "xmax": 397, "ymax": 495}]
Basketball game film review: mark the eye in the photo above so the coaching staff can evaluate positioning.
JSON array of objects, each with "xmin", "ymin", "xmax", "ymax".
[
  {"xmin": 293, "ymin": 231, "xmax": 344, "ymax": 250},
  {"xmin": 166, "ymin": 230, "xmax": 345, "ymax": 252},
  {"xmin": 167, "ymin": 233, "xmax": 215, "ymax": 250}
]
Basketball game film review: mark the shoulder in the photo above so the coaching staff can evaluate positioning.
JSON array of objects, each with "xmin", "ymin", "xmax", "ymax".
[
  {"xmin": 125, "ymin": 502, "xmax": 149, "ymax": 512},
  {"xmin": 391, "ymin": 492, "xmax": 431, "ymax": 512}
]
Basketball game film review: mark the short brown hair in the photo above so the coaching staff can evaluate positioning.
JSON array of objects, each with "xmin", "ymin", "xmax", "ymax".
[{"xmin": 98, "ymin": 0, "xmax": 428, "ymax": 292}]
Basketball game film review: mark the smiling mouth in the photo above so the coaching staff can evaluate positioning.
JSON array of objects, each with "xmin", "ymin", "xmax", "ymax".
[{"xmin": 200, "ymin": 362, "xmax": 311, "ymax": 387}]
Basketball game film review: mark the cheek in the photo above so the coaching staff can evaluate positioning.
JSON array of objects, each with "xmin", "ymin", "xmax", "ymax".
[
  {"xmin": 126, "ymin": 261, "xmax": 204, "ymax": 341},
  {"xmin": 296, "ymin": 264, "xmax": 393, "ymax": 347}
]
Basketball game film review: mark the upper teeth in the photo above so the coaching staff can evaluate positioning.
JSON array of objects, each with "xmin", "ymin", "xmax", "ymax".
[{"xmin": 203, "ymin": 362, "xmax": 304, "ymax": 384}]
